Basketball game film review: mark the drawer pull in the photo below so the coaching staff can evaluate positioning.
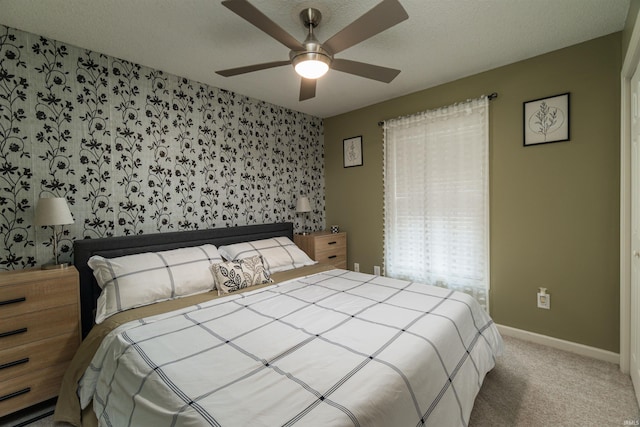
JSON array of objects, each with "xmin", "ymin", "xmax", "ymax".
[
  {"xmin": 0, "ymin": 297, "xmax": 26, "ymax": 306},
  {"xmin": 0, "ymin": 327, "xmax": 27, "ymax": 339},
  {"xmin": 328, "ymin": 255, "xmax": 337, "ymax": 259},
  {"xmin": 327, "ymin": 241, "xmax": 337, "ymax": 245},
  {"xmin": 0, "ymin": 387, "xmax": 31, "ymax": 402},
  {"xmin": 0, "ymin": 358, "xmax": 29, "ymax": 371}
]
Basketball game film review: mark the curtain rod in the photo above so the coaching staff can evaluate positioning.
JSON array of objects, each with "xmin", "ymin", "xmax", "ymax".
[{"xmin": 377, "ymin": 92, "xmax": 498, "ymax": 127}]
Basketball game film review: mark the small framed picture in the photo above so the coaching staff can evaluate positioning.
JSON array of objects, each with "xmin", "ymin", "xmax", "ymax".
[
  {"xmin": 343, "ymin": 136, "xmax": 363, "ymax": 168},
  {"xmin": 523, "ymin": 92, "xmax": 570, "ymax": 146}
]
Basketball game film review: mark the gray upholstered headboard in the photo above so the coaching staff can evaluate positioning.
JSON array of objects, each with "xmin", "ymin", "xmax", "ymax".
[{"xmin": 73, "ymin": 222, "xmax": 293, "ymax": 338}]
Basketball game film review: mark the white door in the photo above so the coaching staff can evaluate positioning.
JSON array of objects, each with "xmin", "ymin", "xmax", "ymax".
[{"xmin": 630, "ymin": 65, "xmax": 640, "ymax": 404}]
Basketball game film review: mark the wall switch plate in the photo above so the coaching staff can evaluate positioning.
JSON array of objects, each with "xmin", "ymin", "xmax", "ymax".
[
  {"xmin": 373, "ymin": 265, "xmax": 381, "ymax": 276},
  {"xmin": 537, "ymin": 291, "xmax": 550, "ymax": 309},
  {"xmin": 354, "ymin": 263, "xmax": 360, "ymax": 272}
]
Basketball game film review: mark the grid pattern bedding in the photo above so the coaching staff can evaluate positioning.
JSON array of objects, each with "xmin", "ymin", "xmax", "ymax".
[{"xmin": 79, "ymin": 269, "xmax": 503, "ymax": 427}]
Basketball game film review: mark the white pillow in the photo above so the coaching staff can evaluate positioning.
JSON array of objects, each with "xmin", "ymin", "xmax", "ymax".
[
  {"xmin": 218, "ymin": 236, "xmax": 315, "ymax": 274},
  {"xmin": 88, "ymin": 244, "xmax": 222, "ymax": 323}
]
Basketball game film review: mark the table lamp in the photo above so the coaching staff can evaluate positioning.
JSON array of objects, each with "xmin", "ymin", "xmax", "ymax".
[
  {"xmin": 35, "ymin": 197, "xmax": 74, "ymax": 269},
  {"xmin": 296, "ymin": 196, "xmax": 311, "ymax": 235}
]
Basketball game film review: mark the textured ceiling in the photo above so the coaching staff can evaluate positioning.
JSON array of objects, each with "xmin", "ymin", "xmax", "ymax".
[{"xmin": 0, "ymin": 0, "xmax": 630, "ymax": 118}]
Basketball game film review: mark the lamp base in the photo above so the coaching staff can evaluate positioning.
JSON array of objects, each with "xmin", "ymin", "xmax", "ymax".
[{"xmin": 41, "ymin": 263, "xmax": 70, "ymax": 270}]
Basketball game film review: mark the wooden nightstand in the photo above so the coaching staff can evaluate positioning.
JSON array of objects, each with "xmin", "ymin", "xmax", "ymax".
[
  {"xmin": 0, "ymin": 267, "xmax": 80, "ymax": 417},
  {"xmin": 294, "ymin": 231, "xmax": 347, "ymax": 269}
]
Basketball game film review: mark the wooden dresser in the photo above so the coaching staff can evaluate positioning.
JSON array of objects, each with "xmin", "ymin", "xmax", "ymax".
[
  {"xmin": 0, "ymin": 267, "xmax": 80, "ymax": 417},
  {"xmin": 294, "ymin": 231, "xmax": 347, "ymax": 269}
]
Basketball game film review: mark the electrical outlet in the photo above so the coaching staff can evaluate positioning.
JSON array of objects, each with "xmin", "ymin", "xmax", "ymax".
[
  {"xmin": 354, "ymin": 263, "xmax": 360, "ymax": 272},
  {"xmin": 373, "ymin": 265, "xmax": 381, "ymax": 276},
  {"xmin": 537, "ymin": 287, "xmax": 550, "ymax": 309}
]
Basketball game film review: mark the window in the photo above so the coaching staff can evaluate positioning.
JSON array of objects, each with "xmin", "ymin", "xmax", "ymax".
[{"xmin": 383, "ymin": 97, "xmax": 489, "ymax": 308}]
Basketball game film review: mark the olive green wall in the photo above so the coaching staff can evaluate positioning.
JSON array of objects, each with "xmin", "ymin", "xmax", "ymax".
[
  {"xmin": 324, "ymin": 33, "xmax": 621, "ymax": 352},
  {"xmin": 623, "ymin": 0, "xmax": 640, "ymax": 58}
]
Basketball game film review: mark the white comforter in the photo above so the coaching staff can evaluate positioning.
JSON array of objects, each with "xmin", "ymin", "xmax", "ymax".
[{"xmin": 79, "ymin": 269, "xmax": 503, "ymax": 427}]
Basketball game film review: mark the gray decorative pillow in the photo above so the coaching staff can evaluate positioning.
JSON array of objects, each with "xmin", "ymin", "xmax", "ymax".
[{"xmin": 211, "ymin": 255, "xmax": 273, "ymax": 295}]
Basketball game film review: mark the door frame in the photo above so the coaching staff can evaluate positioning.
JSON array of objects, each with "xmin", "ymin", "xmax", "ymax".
[{"xmin": 621, "ymin": 7, "xmax": 640, "ymax": 376}]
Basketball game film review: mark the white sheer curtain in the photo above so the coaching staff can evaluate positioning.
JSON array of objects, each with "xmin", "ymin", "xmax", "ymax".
[{"xmin": 383, "ymin": 96, "xmax": 489, "ymax": 309}]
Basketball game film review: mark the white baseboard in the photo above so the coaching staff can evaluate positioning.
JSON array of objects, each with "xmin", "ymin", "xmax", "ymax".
[
  {"xmin": 496, "ymin": 324, "xmax": 620, "ymax": 365},
  {"xmin": 631, "ymin": 354, "xmax": 640, "ymax": 406}
]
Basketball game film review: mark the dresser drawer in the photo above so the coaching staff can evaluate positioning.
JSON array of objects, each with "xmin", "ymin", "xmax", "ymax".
[
  {"xmin": 0, "ymin": 363, "xmax": 66, "ymax": 418},
  {"xmin": 294, "ymin": 231, "xmax": 347, "ymax": 269},
  {"xmin": 317, "ymin": 254, "xmax": 347, "ymax": 269},
  {"xmin": 314, "ymin": 233, "xmax": 346, "ymax": 251},
  {"xmin": 314, "ymin": 234, "xmax": 346, "ymax": 258},
  {"xmin": 0, "ymin": 304, "xmax": 79, "ymax": 349},
  {"xmin": 0, "ymin": 332, "xmax": 78, "ymax": 382},
  {"xmin": 0, "ymin": 267, "xmax": 79, "ymax": 418},
  {"xmin": 0, "ymin": 268, "xmax": 78, "ymax": 320}
]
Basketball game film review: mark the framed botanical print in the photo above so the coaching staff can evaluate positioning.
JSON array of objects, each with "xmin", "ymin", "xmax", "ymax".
[
  {"xmin": 343, "ymin": 136, "xmax": 363, "ymax": 168},
  {"xmin": 523, "ymin": 92, "xmax": 570, "ymax": 146}
]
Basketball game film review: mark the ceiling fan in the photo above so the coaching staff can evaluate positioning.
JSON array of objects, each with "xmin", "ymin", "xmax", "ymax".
[{"xmin": 216, "ymin": 0, "xmax": 409, "ymax": 101}]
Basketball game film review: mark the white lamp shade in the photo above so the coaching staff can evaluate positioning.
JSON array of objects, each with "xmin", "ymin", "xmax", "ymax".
[
  {"xmin": 35, "ymin": 197, "xmax": 74, "ymax": 226},
  {"xmin": 296, "ymin": 196, "xmax": 311, "ymax": 213}
]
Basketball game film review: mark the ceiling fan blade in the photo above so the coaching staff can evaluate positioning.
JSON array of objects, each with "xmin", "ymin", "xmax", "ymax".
[
  {"xmin": 332, "ymin": 58, "xmax": 400, "ymax": 83},
  {"xmin": 323, "ymin": 0, "xmax": 408, "ymax": 55},
  {"xmin": 216, "ymin": 60, "xmax": 290, "ymax": 77},
  {"xmin": 299, "ymin": 78, "xmax": 317, "ymax": 101},
  {"xmin": 222, "ymin": 0, "xmax": 303, "ymax": 51}
]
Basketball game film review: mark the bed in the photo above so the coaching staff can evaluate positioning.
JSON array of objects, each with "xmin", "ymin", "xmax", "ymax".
[{"xmin": 54, "ymin": 222, "xmax": 503, "ymax": 427}]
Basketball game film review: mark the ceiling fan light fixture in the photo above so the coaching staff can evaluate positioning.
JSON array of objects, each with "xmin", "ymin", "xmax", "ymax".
[
  {"xmin": 217, "ymin": 1, "xmax": 408, "ymax": 100},
  {"xmin": 292, "ymin": 52, "xmax": 331, "ymax": 79}
]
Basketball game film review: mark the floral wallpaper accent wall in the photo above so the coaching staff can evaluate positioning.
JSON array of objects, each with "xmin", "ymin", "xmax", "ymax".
[{"xmin": 0, "ymin": 25, "xmax": 325, "ymax": 270}]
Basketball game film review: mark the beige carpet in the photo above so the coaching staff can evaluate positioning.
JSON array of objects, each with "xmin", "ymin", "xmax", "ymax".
[
  {"xmin": 8, "ymin": 336, "xmax": 640, "ymax": 426},
  {"xmin": 470, "ymin": 335, "xmax": 640, "ymax": 426}
]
